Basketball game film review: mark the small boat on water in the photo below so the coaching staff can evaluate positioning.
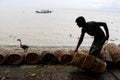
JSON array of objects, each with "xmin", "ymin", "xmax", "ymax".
[{"xmin": 36, "ymin": 10, "xmax": 52, "ymax": 14}]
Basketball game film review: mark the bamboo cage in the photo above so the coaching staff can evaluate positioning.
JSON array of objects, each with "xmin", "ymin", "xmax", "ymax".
[
  {"xmin": 69, "ymin": 50, "xmax": 106, "ymax": 73},
  {"xmin": 7, "ymin": 50, "xmax": 24, "ymax": 65},
  {"xmin": 118, "ymin": 43, "xmax": 120, "ymax": 49},
  {"xmin": 98, "ymin": 45, "xmax": 113, "ymax": 63},
  {"xmin": 54, "ymin": 50, "xmax": 73, "ymax": 64},
  {"xmin": 40, "ymin": 51, "xmax": 58, "ymax": 64},
  {"xmin": 25, "ymin": 50, "xmax": 40, "ymax": 64},
  {"xmin": 104, "ymin": 43, "xmax": 120, "ymax": 63},
  {"xmin": 80, "ymin": 49, "xmax": 89, "ymax": 55},
  {"xmin": 0, "ymin": 48, "xmax": 10, "ymax": 64},
  {"xmin": 116, "ymin": 44, "xmax": 120, "ymax": 66}
]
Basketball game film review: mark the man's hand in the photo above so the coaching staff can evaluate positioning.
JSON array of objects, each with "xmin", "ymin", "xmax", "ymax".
[{"xmin": 74, "ymin": 49, "xmax": 78, "ymax": 52}]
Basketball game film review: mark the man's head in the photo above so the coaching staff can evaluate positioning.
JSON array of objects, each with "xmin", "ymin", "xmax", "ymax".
[{"xmin": 75, "ymin": 16, "xmax": 86, "ymax": 27}]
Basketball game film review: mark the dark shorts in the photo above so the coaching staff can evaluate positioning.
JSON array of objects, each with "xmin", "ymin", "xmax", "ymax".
[{"xmin": 89, "ymin": 35, "xmax": 105, "ymax": 56}]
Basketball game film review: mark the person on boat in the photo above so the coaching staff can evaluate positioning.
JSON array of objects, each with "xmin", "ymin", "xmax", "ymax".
[{"xmin": 74, "ymin": 16, "xmax": 109, "ymax": 56}]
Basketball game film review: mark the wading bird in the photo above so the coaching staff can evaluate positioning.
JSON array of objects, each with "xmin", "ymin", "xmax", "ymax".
[{"xmin": 17, "ymin": 39, "xmax": 29, "ymax": 52}]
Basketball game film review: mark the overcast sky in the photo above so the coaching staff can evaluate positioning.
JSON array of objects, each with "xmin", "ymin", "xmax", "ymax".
[{"xmin": 1, "ymin": 0, "xmax": 120, "ymax": 10}]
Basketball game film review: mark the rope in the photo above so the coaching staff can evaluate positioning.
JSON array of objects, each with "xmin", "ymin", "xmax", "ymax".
[
  {"xmin": 90, "ymin": 40, "xmax": 108, "ymax": 54},
  {"xmin": 94, "ymin": 58, "xmax": 99, "ymax": 71},
  {"xmin": 66, "ymin": 52, "xmax": 78, "ymax": 64},
  {"xmin": 65, "ymin": 52, "xmax": 81, "ymax": 65},
  {"xmin": 65, "ymin": 40, "xmax": 108, "ymax": 67},
  {"xmin": 80, "ymin": 55, "xmax": 87, "ymax": 69},
  {"xmin": 88, "ymin": 56, "xmax": 94, "ymax": 70}
]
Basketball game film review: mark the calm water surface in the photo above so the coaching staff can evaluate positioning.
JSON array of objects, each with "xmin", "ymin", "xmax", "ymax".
[{"xmin": 0, "ymin": 8, "xmax": 120, "ymax": 47}]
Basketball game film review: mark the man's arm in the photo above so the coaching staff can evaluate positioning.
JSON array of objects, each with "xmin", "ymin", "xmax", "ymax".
[
  {"xmin": 75, "ymin": 29, "xmax": 85, "ymax": 52},
  {"xmin": 98, "ymin": 22, "xmax": 109, "ymax": 40}
]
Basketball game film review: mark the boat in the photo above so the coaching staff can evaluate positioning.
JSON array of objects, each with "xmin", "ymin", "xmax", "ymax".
[{"xmin": 36, "ymin": 10, "xmax": 52, "ymax": 14}]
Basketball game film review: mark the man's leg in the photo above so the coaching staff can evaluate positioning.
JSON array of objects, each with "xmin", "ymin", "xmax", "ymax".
[{"xmin": 89, "ymin": 40, "xmax": 105, "ymax": 56}]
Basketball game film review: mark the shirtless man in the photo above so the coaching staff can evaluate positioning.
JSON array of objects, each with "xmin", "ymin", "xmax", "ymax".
[{"xmin": 74, "ymin": 16, "xmax": 109, "ymax": 56}]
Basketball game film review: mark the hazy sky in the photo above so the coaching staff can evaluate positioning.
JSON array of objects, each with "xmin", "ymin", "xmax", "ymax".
[{"xmin": 1, "ymin": 0, "xmax": 120, "ymax": 10}]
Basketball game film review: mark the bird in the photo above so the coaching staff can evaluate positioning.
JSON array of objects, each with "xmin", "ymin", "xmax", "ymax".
[{"xmin": 17, "ymin": 39, "xmax": 29, "ymax": 52}]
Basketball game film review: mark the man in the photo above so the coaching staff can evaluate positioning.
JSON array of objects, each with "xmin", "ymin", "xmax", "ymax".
[{"xmin": 74, "ymin": 16, "xmax": 109, "ymax": 56}]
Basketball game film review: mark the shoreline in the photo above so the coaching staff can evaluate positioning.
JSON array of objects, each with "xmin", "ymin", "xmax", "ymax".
[{"xmin": 0, "ymin": 45, "xmax": 90, "ymax": 50}]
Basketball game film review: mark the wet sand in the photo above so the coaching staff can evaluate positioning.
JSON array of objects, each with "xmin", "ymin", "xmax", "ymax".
[{"xmin": 1, "ymin": 64, "xmax": 120, "ymax": 80}]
